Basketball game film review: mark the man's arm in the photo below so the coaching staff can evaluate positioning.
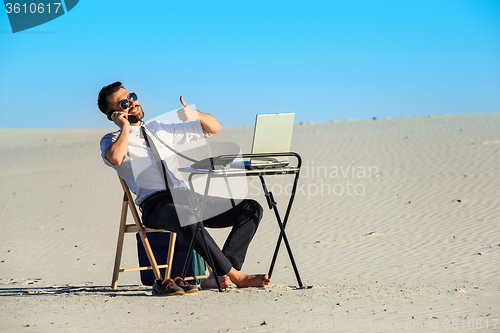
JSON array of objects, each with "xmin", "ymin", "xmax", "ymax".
[
  {"xmin": 197, "ymin": 111, "xmax": 222, "ymax": 134},
  {"xmin": 105, "ymin": 112, "xmax": 131, "ymax": 166},
  {"xmin": 177, "ymin": 96, "xmax": 221, "ymax": 134}
]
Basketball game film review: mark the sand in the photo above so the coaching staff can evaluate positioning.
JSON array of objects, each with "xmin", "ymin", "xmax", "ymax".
[{"xmin": 1, "ymin": 113, "xmax": 499, "ymax": 332}]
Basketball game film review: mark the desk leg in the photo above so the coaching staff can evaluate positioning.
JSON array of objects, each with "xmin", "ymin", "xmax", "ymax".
[
  {"xmin": 181, "ymin": 171, "xmax": 223, "ymax": 292},
  {"xmin": 267, "ymin": 171, "xmax": 300, "ymax": 278},
  {"xmin": 182, "ymin": 221, "xmax": 222, "ymax": 292},
  {"xmin": 259, "ymin": 175, "xmax": 303, "ymax": 288},
  {"xmin": 268, "ymin": 169, "xmax": 299, "ymax": 276}
]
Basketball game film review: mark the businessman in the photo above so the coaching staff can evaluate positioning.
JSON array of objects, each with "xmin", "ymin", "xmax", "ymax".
[{"xmin": 98, "ymin": 82, "xmax": 271, "ymax": 292}]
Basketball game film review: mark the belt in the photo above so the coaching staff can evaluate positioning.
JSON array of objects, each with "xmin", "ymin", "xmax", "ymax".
[{"xmin": 139, "ymin": 190, "xmax": 172, "ymax": 213}]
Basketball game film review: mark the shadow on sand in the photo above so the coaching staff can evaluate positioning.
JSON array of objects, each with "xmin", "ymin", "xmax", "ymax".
[{"xmin": 0, "ymin": 284, "xmax": 151, "ymax": 297}]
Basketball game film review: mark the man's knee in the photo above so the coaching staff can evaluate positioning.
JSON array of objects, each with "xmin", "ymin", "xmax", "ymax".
[{"xmin": 246, "ymin": 199, "xmax": 263, "ymax": 223}]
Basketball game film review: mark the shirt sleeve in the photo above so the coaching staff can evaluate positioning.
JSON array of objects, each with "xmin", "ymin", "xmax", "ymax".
[
  {"xmin": 100, "ymin": 131, "xmax": 120, "ymax": 168},
  {"xmin": 147, "ymin": 120, "xmax": 210, "ymax": 145}
]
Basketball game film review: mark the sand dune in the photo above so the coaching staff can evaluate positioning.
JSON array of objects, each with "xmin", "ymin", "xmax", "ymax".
[{"xmin": 1, "ymin": 113, "xmax": 499, "ymax": 332}]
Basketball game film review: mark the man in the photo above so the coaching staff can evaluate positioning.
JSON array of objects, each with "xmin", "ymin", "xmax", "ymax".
[{"xmin": 98, "ymin": 82, "xmax": 271, "ymax": 293}]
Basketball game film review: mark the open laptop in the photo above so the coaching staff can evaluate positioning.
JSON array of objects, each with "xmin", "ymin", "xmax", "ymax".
[{"xmin": 233, "ymin": 113, "xmax": 295, "ymax": 170}]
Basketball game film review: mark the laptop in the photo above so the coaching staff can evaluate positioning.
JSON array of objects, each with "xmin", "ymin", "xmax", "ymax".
[{"xmin": 232, "ymin": 113, "xmax": 295, "ymax": 170}]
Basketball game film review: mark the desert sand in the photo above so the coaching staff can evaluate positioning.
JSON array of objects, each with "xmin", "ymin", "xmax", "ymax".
[{"xmin": 1, "ymin": 113, "xmax": 499, "ymax": 332}]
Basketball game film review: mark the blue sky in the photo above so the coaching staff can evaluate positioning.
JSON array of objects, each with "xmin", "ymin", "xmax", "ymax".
[{"xmin": 1, "ymin": 0, "xmax": 499, "ymax": 129}]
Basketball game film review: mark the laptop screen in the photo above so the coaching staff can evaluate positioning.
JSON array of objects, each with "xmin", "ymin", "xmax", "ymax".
[{"xmin": 250, "ymin": 113, "xmax": 295, "ymax": 163}]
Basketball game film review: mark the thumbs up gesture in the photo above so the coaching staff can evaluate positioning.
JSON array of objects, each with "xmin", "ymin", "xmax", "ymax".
[{"xmin": 177, "ymin": 96, "xmax": 199, "ymax": 123}]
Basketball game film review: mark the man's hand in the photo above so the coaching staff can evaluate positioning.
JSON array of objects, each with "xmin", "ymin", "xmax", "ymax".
[
  {"xmin": 105, "ymin": 110, "xmax": 131, "ymax": 166},
  {"xmin": 177, "ymin": 96, "xmax": 199, "ymax": 123},
  {"xmin": 110, "ymin": 111, "xmax": 130, "ymax": 129},
  {"xmin": 176, "ymin": 95, "xmax": 221, "ymax": 134}
]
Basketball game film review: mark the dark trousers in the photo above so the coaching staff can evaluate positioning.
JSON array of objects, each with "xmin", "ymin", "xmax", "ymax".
[{"xmin": 141, "ymin": 190, "xmax": 263, "ymax": 276}]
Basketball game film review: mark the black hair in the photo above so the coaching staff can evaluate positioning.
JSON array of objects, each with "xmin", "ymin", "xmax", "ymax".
[{"xmin": 97, "ymin": 81, "xmax": 124, "ymax": 115}]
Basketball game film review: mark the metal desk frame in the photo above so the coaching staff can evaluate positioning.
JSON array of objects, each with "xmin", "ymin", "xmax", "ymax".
[{"xmin": 179, "ymin": 152, "xmax": 304, "ymax": 291}]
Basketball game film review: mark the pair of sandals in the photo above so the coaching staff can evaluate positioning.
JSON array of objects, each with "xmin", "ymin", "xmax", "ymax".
[{"xmin": 152, "ymin": 277, "xmax": 198, "ymax": 296}]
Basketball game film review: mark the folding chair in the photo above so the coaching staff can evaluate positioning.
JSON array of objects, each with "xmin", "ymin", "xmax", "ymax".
[{"xmin": 111, "ymin": 176, "xmax": 209, "ymax": 289}]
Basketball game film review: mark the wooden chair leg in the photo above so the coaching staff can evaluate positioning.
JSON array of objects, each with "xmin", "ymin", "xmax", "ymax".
[
  {"xmin": 121, "ymin": 179, "xmax": 162, "ymax": 281},
  {"xmin": 111, "ymin": 194, "xmax": 129, "ymax": 289},
  {"xmin": 165, "ymin": 232, "xmax": 177, "ymax": 280}
]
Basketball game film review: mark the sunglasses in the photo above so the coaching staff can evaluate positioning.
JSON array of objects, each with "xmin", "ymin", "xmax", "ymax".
[{"xmin": 118, "ymin": 92, "xmax": 138, "ymax": 110}]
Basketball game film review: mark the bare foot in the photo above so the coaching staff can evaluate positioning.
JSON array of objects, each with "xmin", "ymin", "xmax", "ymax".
[
  {"xmin": 227, "ymin": 268, "xmax": 271, "ymax": 288},
  {"xmin": 200, "ymin": 273, "xmax": 230, "ymax": 290}
]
